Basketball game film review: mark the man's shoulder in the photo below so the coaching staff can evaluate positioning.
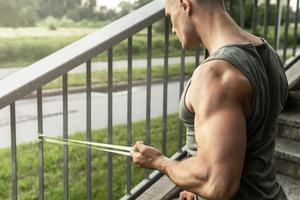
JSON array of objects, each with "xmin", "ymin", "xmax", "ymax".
[
  {"xmin": 190, "ymin": 59, "xmax": 252, "ymax": 117},
  {"xmin": 193, "ymin": 59, "xmax": 251, "ymax": 92}
]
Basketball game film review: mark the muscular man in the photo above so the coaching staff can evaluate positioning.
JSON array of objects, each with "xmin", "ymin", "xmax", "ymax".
[{"xmin": 132, "ymin": 0, "xmax": 289, "ymax": 199}]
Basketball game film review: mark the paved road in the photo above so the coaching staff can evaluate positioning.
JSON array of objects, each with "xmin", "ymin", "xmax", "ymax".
[
  {"xmin": 0, "ymin": 80, "xmax": 188, "ymax": 148},
  {"xmin": 0, "ymin": 56, "xmax": 198, "ymax": 79}
]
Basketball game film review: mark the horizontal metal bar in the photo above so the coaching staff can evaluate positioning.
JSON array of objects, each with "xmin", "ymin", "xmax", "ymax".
[
  {"xmin": 285, "ymin": 54, "xmax": 300, "ymax": 71},
  {"xmin": 0, "ymin": 0, "xmax": 164, "ymax": 110}
]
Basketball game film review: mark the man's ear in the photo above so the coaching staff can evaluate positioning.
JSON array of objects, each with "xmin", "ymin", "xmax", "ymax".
[{"xmin": 179, "ymin": 0, "xmax": 192, "ymax": 16}]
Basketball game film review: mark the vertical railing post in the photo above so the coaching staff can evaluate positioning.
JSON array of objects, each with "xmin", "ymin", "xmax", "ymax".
[
  {"xmin": 162, "ymin": 17, "xmax": 169, "ymax": 155},
  {"xmin": 205, "ymin": 48, "xmax": 209, "ymax": 59},
  {"xmin": 228, "ymin": 0, "xmax": 233, "ymax": 14},
  {"xmin": 10, "ymin": 103, "xmax": 17, "ymax": 200},
  {"xmin": 252, "ymin": 0, "xmax": 259, "ymax": 35},
  {"xmin": 146, "ymin": 25, "xmax": 152, "ymax": 147},
  {"xmin": 145, "ymin": 25, "xmax": 153, "ymax": 177},
  {"xmin": 293, "ymin": 0, "xmax": 300, "ymax": 56},
  {"xmin": 240, "ymin": 0, "xmax": 246, "ymax": 28},
  {"xmin": 63, "ymin": 73, "xmax": 69, "ymax": 200},
  {"xmin": 283, "ymin": 0, "xmax": 291, "ymax": 63},
  {"xmin": 274, "ymin": 0, "xmax": 282, "ymax": 50},
  {"xmin": 37, "ymin": 88, "xmax": 44, "ymax": 200},
  {"xmin": 264, "ymin": 0, "xmax": 270, "ymax": 39},
  {"xmin": 126, "ymin": 37, "xmax": 133, "ymax": 196},
  {"xmin": 178, "ymin": 48, "xmax": 185, "ymax": 152},
  {"xmin": 86, "ymin": 60, "xmax": 92, "ymax": 200},
  {"xmin": 107, "ymin": 48, "xmax": 113, "ymax": 200},
  {"xmin": 195, "ymin": 45, "xmax": 201, "ymax": 68}
]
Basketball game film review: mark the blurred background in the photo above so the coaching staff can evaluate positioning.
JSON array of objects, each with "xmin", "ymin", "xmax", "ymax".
[{"xmin": 0, "ymin": 0, "xmax": 299, "ymax": 70}]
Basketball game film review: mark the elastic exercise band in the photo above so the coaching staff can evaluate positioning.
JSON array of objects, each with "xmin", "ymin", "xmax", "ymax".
[{"xmin": 38, "ymin": 134, "xmax": 132, "ymax": 157}]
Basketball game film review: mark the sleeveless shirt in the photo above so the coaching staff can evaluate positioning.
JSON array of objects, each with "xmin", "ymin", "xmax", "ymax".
[{"xmin": 178, "ymin": 41, "xmax": 289, "ymax": 200}]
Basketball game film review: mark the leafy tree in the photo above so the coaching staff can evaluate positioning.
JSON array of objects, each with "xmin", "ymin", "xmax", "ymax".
[
  {"xmin": 0, "ymin": 0, "xmax": 38, "ymax": 27},
  {"xmin": 94, "ymin": 6, "xmax": 118, "ymax": 21},
  {"xmin": 37, "ymin": 0, "xmax": 66, "ymax": 18},
  {"xmin": 118, "ymin": 1, "xmax": 136, "ymax": 17},
  {"xmin": 134, "ymin": 0, "xmax": 152, "ymax": 8}
]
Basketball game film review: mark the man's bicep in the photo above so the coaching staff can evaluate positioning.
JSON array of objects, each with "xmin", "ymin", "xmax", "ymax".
[{"xmin": 194, "ymin": 94, "xmax": 247, "ymax": 185}]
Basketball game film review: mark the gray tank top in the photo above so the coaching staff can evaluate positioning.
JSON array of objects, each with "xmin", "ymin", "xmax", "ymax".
[{"xmin": 178, "ymin": 41, "xmax": 289, "ymax": 199}]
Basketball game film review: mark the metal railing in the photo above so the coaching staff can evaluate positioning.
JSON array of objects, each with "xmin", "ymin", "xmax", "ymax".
[{"xmin": 0, "ymin": 0, "xmax": 299, "ymax": 199}]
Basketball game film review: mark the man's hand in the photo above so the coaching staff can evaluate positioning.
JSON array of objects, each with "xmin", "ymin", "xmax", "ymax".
[
  {"xmin": 179, "ymin": 191, "xmax": 195, "ymax": 200},
  {"xmin": 131, "ymin": 141, "xmax": 165, "ymax": 169}
]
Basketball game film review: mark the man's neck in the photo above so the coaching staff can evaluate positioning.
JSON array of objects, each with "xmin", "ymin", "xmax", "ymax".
[{"xmin": 192, "ymin": 9, "xmax": 245, "ymax": 55}]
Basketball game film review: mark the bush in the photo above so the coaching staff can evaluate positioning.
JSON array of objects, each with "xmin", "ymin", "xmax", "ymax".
[
  {"xmin": 36, "ymin": 16, "xmax": 109, "ymax": 28},
  {"xmin": 48, "ymin": 24, "xmax": 57, "ymax": 31},
  {"xmin": 0, "ymin": 36, "xmax": 79, "ymax": 66}
]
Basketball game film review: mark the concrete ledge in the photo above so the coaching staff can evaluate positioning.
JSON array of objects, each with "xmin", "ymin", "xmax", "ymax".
[
  {"xmin": 136, "ymin": 175, "xmax": 180, "ymax": 200},
  {"xmin": 278, "ymin": 108, "xmax": 300, "ymax": 129},
  {"xmin": 277, "ymin": 107, "xmax": 300, "ymax": 141},
  {"xmin": 285, "ymin": 59, "xmax": 300, "ymax": 90},
  {"xmin": 274, "ymin": 138, "xmax": 300, "ymax": 179},
  {"xmin": 278, "ymin": 123, "xmax": 300, "ymax": 141},
  {"xmin": 277, "ymin": 173, "xmax": 300, "ymax": 200}
]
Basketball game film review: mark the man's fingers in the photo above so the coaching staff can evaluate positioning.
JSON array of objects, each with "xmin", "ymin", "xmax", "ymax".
[
  {"xmin": 179, "ymin": 191, "xmax": 195, "ymax": 200},
  {"xmin": 133, "ymin": 141, "xmax": 145, "ymax": 152}
]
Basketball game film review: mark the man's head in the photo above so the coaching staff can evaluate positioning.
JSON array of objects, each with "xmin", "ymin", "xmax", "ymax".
[{"xmin": 165, "ymin": 0, "xmax": 225, "ymax": 49}]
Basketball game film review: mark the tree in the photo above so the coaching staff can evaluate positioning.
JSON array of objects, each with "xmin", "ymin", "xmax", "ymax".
[
  {"xmin": 118, "ymin": 1, "xmax": 136, "ymax": 17},
  {"xmin": 134, "ymin": 0, "xmax": 152, "ymax": 8},
  {"xmin": 0, "ymin": 0, "xmax": 38, "ymax": 27},
  {"xmin": 94, "ymin": 6, "xmax": 118, "ymax": 21}
]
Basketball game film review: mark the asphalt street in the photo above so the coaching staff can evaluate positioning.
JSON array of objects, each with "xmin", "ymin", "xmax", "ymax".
[{"xmin": 0, "ymin": 80, "xmax": 188, "ymax": 148}]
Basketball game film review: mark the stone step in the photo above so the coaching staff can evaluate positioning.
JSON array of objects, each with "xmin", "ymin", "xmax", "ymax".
[
  {"xmin": 284, "ymin": 91, "xmax": 300, "ymax": 110},
  {"xmin": 277, "ymin": 173, "xmax": 300, "ymax": 200},
  {"xmin": 278, "ymin": 106, "xmax": 300, "ymax": 141},
  {"xmin": 289, "ymin": 90, "xmax": 300, "ymax": 100},
  {"xmin": 274, "ymin": 138, "xmax": 300, "ymax": 179},
  {"xmin": 285, "ymin": 59, "xmax": 300, "ymax": 90}
]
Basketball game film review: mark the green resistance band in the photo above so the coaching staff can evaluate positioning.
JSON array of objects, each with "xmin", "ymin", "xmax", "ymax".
[{"xmin": 38, "ymin": 134, "xmax": 133, "ymax": 157}]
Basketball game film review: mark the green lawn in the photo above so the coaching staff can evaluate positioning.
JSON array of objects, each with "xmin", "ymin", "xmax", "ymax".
[
  {"xmin": 0, "ymin": 29, "xmax": 189, "ymax": 68},
  {"xmin": 0, "ymin": 113, "xmax": 184, "ymax": 200},
  {"xmin": 44, "ymin": 62, "xmax": 196, "ymax": 90}
]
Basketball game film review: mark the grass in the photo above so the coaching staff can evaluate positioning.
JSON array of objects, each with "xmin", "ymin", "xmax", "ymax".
[
  {"xmin": 0, "ymin": 26, "xmax": 193, "ymax": 68},
  {"xmin": 0, "ymin": 113, "xmax": 183, "ymax": 200},
  {"xmin": 0, "ymin": 36, "xmax": 82, "ymax": 67},
  {"xmin": 43, "ymin": 62, "xmax": 196, "ymax": 90}
]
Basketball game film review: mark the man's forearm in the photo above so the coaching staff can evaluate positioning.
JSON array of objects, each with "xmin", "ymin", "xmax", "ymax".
[{"xmin": 155, "ymin": 156, "xmax": 210, "ymax": 194}]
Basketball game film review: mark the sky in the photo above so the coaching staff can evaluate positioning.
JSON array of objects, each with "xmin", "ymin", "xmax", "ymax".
[{"xmin": 96, "ymin": 0, "xmax": 136, "ymax": 9}]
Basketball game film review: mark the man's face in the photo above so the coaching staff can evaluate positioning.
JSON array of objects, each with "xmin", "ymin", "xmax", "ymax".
[{"xmin": 165, "ymin": 0, "xmax": 201, "ymax": 49}]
